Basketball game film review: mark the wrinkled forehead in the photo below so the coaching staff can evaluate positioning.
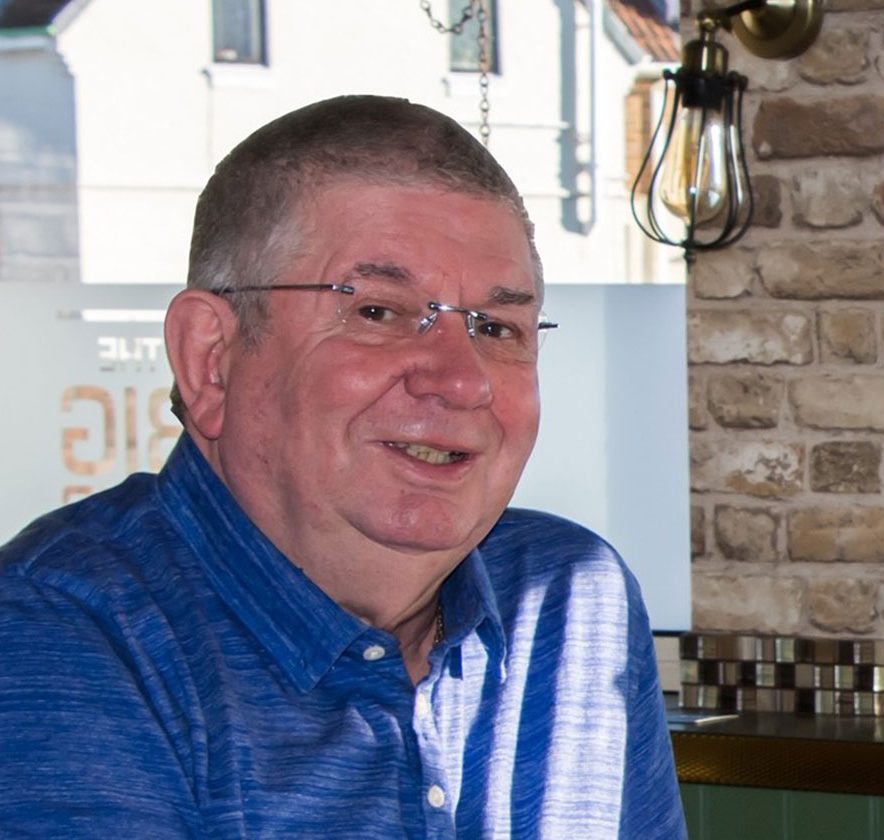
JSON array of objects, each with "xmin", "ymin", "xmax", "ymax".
[{"xmin": 294, "ymin": 175, "xmax": 543, "ymax": 298}]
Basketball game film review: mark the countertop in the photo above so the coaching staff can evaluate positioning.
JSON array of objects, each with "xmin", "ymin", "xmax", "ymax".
[{"xmin": 666, "ymin": 693, "xmax": 884, "ymax": 795}]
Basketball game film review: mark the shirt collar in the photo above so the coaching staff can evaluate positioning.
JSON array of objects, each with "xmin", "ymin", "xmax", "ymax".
[
  {"xmin": 440, "ymin": 549, "xmax": 507, "ymax": 680},
  {"xmin": 158, "ymin": 433, "xmax": 507, "ymax": 690}
]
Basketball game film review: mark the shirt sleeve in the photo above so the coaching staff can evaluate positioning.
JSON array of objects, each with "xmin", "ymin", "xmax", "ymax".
[
  {"xmin": 618, "ymin": 581, "xmax": 688, "ymax": 840},
  {"xmin": 0, "ymin": 574, "xmax": 204, "ymax": 838}
]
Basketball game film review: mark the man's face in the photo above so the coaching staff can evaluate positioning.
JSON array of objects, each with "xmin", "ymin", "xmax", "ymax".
[{"xmin": 216, "ymin": 181, "xmax": 541, "ymax": 562}]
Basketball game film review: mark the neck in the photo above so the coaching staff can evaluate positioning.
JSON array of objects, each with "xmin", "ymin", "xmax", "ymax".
[
  {"xmin": 380, "ymin": 597, "xmax": 444, "ymax": 684},
  {"xmin": 266, "ymin": 501, "xmax": 458, "ymax": 684}
]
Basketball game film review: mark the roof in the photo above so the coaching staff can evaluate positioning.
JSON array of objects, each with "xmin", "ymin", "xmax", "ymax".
[
  {"xmin": 0, "ymin": 0, "xmax": 71, "ymax": 29},
  {"xmin": 607, "ymin": 0, "xmax": 680, "ymax": 63}
]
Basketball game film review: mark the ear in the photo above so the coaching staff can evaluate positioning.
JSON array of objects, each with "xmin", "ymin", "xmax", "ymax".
[{"xmin": 164, "ymin": 289, "xmax": 239, "ymax": 441}]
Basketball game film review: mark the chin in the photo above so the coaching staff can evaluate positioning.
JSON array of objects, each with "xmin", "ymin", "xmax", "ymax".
[
  {"xmin": 359, "ymin": 505, "xmax": 492, "ymax": 556},
  {"xmin": 369, "ymin": 524, "xmax": 475, "ymax": 555}
]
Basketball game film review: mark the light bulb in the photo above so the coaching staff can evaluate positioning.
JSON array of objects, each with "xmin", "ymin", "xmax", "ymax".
[
  {"xmin": 728, "ymin": 119, "xmax": 748, "ymax": 218},
  {"xmin": 658, "ymin": 104, "xmax": 729, "ymax": 225}
]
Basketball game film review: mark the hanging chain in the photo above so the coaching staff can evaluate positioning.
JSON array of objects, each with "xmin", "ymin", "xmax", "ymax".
[
  {"xmin": 419, "ymin": 0, "xmax": 492, "ymax": 147},
  {"xmin": 476, "ymin": 2, "xmax": 490, "ymax": 147},
  {"xmin": 420, "ymin": 1, "xmax": 474, "ymax": 33}
]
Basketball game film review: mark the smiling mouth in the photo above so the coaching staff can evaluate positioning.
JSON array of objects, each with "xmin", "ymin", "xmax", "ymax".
[{"xmin": 386, "ymin": 442, "xmax": 470, "ymax": 465}]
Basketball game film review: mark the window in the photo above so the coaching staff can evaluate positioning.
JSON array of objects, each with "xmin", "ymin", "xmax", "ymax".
[
  {"xmin": 449, "ymin": 1, "xmax": 499, "ymax": 73},
  {"xmin": 212, "ymin": 0, "xmax": 266, "ymax": 64}
]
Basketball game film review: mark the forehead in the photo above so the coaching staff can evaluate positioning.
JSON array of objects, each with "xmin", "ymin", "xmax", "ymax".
[{"xmin": 295, "ymin": 180, "xmax": 539, "ymax": 296}]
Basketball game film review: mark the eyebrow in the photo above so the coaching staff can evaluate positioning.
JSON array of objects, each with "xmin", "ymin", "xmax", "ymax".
[
  {"xmin": 489, "ymin": 286, "xmax": 536, "ymax": 306},
  {"xmin": 347, "ymin": 262, "xmax": 414, "ymax": 283},
  {"xmin": 345, "ymin": 263, "xmax": 536, "ymax": 307}
]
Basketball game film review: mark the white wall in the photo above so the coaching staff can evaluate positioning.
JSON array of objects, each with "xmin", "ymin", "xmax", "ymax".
[
  {"xmin": 0, "ymin": 40, "xmax": 79, "ymax": 283},
  {"xmin": 57, "ymin": 0, "xmax": 210, "ymax": 284},
  {"xmin": 513, "ymin": 282, "xmax": 691, "ymax": 630}
]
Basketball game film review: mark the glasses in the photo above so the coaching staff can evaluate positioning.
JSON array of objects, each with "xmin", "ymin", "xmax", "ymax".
[{"xmin": 220, "ymin": 281, "xmax": 557, "ymax": 363}]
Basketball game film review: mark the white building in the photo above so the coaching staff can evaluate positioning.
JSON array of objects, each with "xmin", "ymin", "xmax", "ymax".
[{"xmin": 0, "ymin": 0, "xmax": 681, "ymax": 290}]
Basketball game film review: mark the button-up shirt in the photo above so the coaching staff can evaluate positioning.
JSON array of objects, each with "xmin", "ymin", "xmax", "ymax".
[{"xmin": 0, "ymin": 434, "xmax": 685, "ymax": 838}]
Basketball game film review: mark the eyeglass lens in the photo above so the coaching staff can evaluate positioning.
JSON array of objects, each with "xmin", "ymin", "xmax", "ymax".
[{"xmin": 333, "ymin": 280, "xmax": 553, "ymax": 363}]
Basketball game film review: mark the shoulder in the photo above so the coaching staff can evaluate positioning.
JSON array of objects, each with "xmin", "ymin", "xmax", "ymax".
[
  {"xmin": 0, "ymin": 474, "xmax": 201, "ymax": 760},
  {"xmin": 0, "ymin": 472, "xmax": 177, "ymax": 607},
  {"xmin": 479, "ymin": 507, "xmax": 646, "ymax": 625},
  {"xmin": 0, "ymin": 479, "xmax": 204, "ymax": 834},
  {"xmin": 480, "ymin": 507, "xmax": 635, "ymax": 585}
]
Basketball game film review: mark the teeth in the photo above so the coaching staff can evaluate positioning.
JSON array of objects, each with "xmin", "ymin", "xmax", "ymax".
[{"xmin": 390, "ymin": 442, "xmax": 467, "ymax": 465}]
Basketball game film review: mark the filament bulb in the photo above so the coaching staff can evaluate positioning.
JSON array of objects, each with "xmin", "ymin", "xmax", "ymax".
[{"xmin": 658, "ymin": 105, "xmax": 729, "ymax": 225}]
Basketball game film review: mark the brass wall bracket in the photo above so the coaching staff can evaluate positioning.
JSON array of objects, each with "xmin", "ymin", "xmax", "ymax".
[{"xmin": 732, "ymin": 0, "xmax": 824, "ymax": 59}]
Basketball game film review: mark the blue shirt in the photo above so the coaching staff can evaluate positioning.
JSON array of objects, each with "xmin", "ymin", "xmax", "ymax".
[{"xmin": 0, "ymin": 435, "xmax": 685, "ymax": 838}]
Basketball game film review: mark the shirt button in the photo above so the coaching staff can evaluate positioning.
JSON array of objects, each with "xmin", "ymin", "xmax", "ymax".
[
  {"xmin": 415, "ymin": 693, "xmax": 431, "ymax": 718},
  {"xmin": 427, "ymin": 784, "xmax": 446, "ymax": 808},
  {"xmin": 363, "ymin": 645, "xmax": 386, "ymax": 661}
]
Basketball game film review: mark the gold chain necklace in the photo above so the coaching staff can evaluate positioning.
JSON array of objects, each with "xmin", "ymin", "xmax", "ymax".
[{"xmin": 433, "ymin": 602, "xmax": 446, "ymax": 646}]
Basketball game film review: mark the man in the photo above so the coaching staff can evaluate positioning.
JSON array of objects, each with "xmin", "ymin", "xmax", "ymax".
[{"xmin": 0, "ymin": 96, "xmax": 685, "ymax": 837}]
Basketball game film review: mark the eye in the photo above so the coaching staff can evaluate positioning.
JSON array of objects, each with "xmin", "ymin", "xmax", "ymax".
[
  {"xmin": 356, "ymin": 304, "xmax": 399, "ymax": 323},
  {"xmin": 478, "ymin": 320, "xmax": 520, "ymax": 341}
]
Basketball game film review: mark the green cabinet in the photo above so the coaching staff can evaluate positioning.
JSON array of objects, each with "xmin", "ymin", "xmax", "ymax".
[{"xmin": 682, "ymin": 784, "xmax": 884, "ymax": 840}]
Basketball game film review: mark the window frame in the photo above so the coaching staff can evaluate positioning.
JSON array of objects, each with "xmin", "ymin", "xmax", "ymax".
[
  {"xmin": 211, "ymin": 0, "xmax": 268, "ymax": 66},
  {"xmin": 449, "ymin": 0, "xmax": 500, "ymax": 75}
]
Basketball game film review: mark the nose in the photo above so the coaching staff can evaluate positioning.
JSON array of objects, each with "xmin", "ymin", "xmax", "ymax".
[{"xmin": 403, "ymin": 313, "xmax": 493, "ymax": 409}]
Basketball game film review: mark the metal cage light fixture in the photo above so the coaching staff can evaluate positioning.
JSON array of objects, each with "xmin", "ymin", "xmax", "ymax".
[{"xmin": 630, "ymin": 0, "xmax": 824, "ymax": 261}]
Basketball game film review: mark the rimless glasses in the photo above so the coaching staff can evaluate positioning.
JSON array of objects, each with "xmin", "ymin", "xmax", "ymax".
[{"xmin": 219, "ymin": 281, "xmax": 557, "ymax": 364}]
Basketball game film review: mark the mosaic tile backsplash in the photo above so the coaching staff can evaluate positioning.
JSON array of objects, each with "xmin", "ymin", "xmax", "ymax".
[{"xmin": 680, "ymin": 632, "xmax": 884, "ymax": 716}]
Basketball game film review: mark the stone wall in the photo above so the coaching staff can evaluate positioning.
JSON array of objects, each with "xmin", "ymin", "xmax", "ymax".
[{"xmin": 687, "ymin": 1, "xmax": 884, "ymax": 637}]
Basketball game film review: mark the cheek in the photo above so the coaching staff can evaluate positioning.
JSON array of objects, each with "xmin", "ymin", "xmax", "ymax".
[
  {"xmin": 281, "ymin": 353, "xmax": 396, "ymax": 460},
  {"xmin": 495, "ymin": 374, "xmax": 541, "ymax": 444},
  {"xmin": 307, "ymin": 345, "xmax": 403, "ymax": 412}
]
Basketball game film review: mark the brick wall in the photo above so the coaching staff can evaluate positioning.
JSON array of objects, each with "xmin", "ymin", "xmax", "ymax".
[
  {"xmin": 686, "ymin": 2, "xmax": 884, "ymax": 637},
  {"xmin": 625, "ymin": 76, "xmax": 657, "ymax": 193}
]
